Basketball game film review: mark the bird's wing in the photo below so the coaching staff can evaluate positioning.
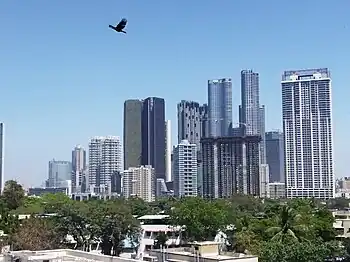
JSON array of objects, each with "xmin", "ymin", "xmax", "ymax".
[{"xmin": 116, "ymin": 18, "xmax": 127, "ymax": 30}]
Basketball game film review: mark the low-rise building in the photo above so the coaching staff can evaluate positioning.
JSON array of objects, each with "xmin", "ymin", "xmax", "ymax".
[
  {"xmin": 268, "ymin": 182, "xmax": 285, "ymax": 199},
  {"xmin": 3, "ymin": 249, "xmax": 137, "ymax": 262},
  {"xmin": 332, "ymin": 210, "xmax": 350, "ymax": 239},
  {"xmin": 148, "ymin": 241, "xmax": 258, "ymax": 262}
]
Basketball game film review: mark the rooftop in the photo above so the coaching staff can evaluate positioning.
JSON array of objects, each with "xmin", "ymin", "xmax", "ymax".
[
  {"xmin": 3, "ymin": 249, "xmax": 137, "ymax": 262},
  {"xmin": 138, "ymin": 214, "xmax": 169, "ymax": 220}
]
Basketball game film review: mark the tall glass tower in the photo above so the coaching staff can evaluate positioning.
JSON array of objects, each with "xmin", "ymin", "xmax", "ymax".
[
  {"xmin": 282, "ymin": 68, "xmax": 334, "ymax": 199},
  {"xmin": 241, "ymin": 70, "xmax": 266, "ymax": 164},
  {"xmin": 124, "ymin": 99, "xmax": 143, "ymax": 169},
  {"xmin": 141, "ymin": 97, "xmax": 166, "ymax": 181},
  {"xmin": 207, "ymin": 78, "xmax": 232, "ymax": 137}
]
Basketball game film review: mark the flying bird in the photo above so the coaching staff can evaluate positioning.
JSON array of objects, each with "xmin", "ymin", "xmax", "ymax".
[{"xmin": 109, "ymin": 18, "xmax": 128, "ymax": 34}]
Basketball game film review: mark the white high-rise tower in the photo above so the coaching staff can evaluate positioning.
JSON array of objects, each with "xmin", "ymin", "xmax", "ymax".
[
  {"xmin": 165, "ymin": 120, "xmax": 172, "ymax": 182},
  {"xmin": 88, "ymin": 136, "xmax": 122, "ymax": 190},
  {"xmin": 281, "ymin": 68, "xmax": 334, "ymax": 199}
]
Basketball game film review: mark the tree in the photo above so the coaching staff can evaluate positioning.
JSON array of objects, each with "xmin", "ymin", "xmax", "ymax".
[
  {"xmin": 0, "ymin": 198, "xmax": 20, "ymax": 247},
  {"xmin": 266, "ymin": 205, "xmax": 309, "ymax": 242},
  {"xmin": 2, "ymin": 180, "xmax": 25, "ymax": 210},
  {"xmin": 41, "ymin": 193, "xmax": 72, "ymax": 213},
  {"xmin": 126, "ymin": 197, "xmax": 153, "ymax": 216},
  {"xmin": 228, "ymin": 194, "xmax": 263, "ymax": 214},
  {"xmin": 93, "ymin": 200, "xmax": 140, "ymax": 256},
  {"xmin": 151, "ymin": 197, "xmax": 178, "ymax": 215},
  {"xmin": 56, "ymin": 201, "xmax": 96, "ymax": 251},
  {"xmin": 310, "ymin": 207, "xmax": 336, "ymax": 242},
  {"xmin": 259, "ymin": 239, "xmax": 343, "ymax": 262},
  {"xmin": 12, "ymin": 197, "xmax": 44, "ymax": 214},
  {"xmin": 170, "ymin": 197, "xmax": 229, "ymax": 242},
  {"xmin": 12, "ymin": 217, "xmax": 65, "ymax": 251}
]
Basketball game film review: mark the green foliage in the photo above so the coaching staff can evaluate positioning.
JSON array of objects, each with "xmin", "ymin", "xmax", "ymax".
[
  {"xmin": 170, "ymin": 197, "xmax": 229, "ymax": 241},
  {"xmin": 259, "ymin": 239, "xmax": 344, "ymax": 262},
  {"xmin": 41, "ymin": 193, "xmax": 72, "ymax": 213},
  {"xmin": 126, "ymin": 197, "xmax": 156, "ymax": 216},
  {"xmin": 12, "ymin": 197, "xmax": 44, "ymax": 214},
  {"xmin": 5, "ymin": 179, "xmax": 347, "ymax": 260},
  {"xmin": 92, "ymin": 200, "xmax": 140, "ymax": 256},
  {"xmin": 167, "ymin": 196, "xmax": 342, "ymax": 260},
  {"xmin": 56, "ymin": 200, "xmax": 95, "ymax": 251},
  {"xmin": 2, "ymin": 180, "xmax": 25, "ymax": 210}
]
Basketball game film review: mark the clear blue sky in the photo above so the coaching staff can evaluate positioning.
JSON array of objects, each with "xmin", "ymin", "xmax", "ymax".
[{"xmin": 1, "ymin": 0, "xmax": 349, "ymax": 186}]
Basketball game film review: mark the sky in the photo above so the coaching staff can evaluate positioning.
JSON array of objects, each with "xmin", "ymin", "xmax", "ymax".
[{"xmin": 0, "ymin": 0, "xmax": 350, "ymax": 187}]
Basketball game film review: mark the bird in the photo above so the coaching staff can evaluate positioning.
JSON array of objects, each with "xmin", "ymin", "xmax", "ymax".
[{"xmin": 109, "ymin": 18, "xmax": 128, "ymax": 34}]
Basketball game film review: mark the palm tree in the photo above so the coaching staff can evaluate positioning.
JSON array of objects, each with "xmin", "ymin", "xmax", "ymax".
[
  {"xmin": 266, "ymin": 205, "xmax": 308, "ymax": 243},
  {"xmin": 233, "ymin": 214, "xmax": 260, "ymax": 254}
]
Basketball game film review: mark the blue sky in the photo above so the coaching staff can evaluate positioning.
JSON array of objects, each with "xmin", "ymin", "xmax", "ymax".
[{"xmin": 0, "ymin": 0, "xmax": 349, "ymax": 186}]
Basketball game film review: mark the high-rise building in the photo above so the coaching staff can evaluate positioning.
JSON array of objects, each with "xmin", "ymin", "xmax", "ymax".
[
  {"xmin": 165, "ymin": 120, "xmax": 172, "ymax": 182},
  {"xmin": 48, "ymin": 159, "xmax": 72, "ymax": 188},
  {"xmin": 265, "ymin": 131, "xmax": 284, "ymax": 182},
  {"xmin": 282, "ymin": 68, "xmax": 334, "ymax": 199},
  {"xmin": 208, "ymin": 78, "xmax": 232, "ymax": 137},
  {"xmin": 259, "ymin": 164, "xmax": 269, "ymax": 198},
  {"xmin": 88, "ymin": 136, "xmax": 122, "ymax": 190},
  {"xmin": 71, "ymin": 145, "xmax": 87, "ymax": 192},
  {"xmin": 240, "ymin": 70, "xmax": 266, "ymax": 164},
  {"xmin": 258, "ymin": 105, "xmax": 266, "ymax": 164},
  {"xmin": 173, "ymin": 140, "xmax": 197, "ymax": 197},
  {"xmin": 142, "ymin": 97, "xmax": 166, "ymax": 180},
  {"xmin": 177, "ymin": 100, "xmax": 208, "ymax": 147},
  {"xmin": 201, "ymin": 136, "xmax": 261, "ymax": 198},
  {"xmin": 123, "ymin": 165, "xmax": 155, "ymax": 202},
  {"xmin": 241, "ymin": 70, "xmax": 260, "ymax": 135},
  {"xmin": 124, "ymin": 99, "xmax": 143, "ymax": 170},
  {"xmin": 110, "ymin": 171, "xmax": 122, "ymax": 194},
  {"xmin": 0, "ymin": 123, "xmax": 4, "ymax": 193}
]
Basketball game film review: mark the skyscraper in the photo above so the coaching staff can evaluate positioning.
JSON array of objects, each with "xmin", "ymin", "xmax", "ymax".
[
  {"xmin": 201, "ymin": 136, "xmax": 261, "ymax": 198},
  {"xmin": 240, "ymin": 70, "xmax": 266, "ymax": 164},
  {"xmin": 208, "ymin": 78, "xmax": 232, "ymax": 137},
  {"xmin": 124, "ymin": 99, "xmax": 143, "ymax": 169},
  {"xmin": 142, "ymin": 97, "xmax": 166, "ymax": 180},
  {"xmin": 173, "ymin": 140, "xmax": 197, "ymax": 197},
  {"xmin": 281, "ymin": 68, "xmax": 334, "ymax": 199},
  {"xmin": 241, "ymin": 70, "xmax": 260, "ymax": 135},
  {"xmin": 177, "ymin": 100, "xmax": 208, "ymax": 148},
  {"xmin": 0, "ymin": 123, "xmax": 4, "ymax": 194},
  {"xmin": 48, "ymin": 159, "xmax": 72, "ymax": 188},
  {"xmin": 89, "ymin": 136, "xmax": 122, "ymax": 190},
  {"xmin": 71, "ymin": 145, "xmax": 87, "ymax": 192},
  {"xmin": 265, "ymin": 131, "xmax": 284, "ymax": 183},
  {"xmin": 165, "ymin": 120, "xmax": 172, "ymax": 182},
  {"xmin": 258, "ymin": 105, "xmax": 266, "ymax": 164}
]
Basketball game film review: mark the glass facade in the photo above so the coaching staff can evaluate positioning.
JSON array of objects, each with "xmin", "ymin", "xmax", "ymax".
[{"xmin": 207, "ymin": 78, "xmax": 232, "ymax": 137}]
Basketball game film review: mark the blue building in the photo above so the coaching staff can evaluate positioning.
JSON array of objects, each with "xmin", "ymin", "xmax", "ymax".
[
  {"xmin": 48, "ymin": 159, "xmax": 72, "ymax": 188},
  {"xmin": 207, "ymin": 78, "xmax": 232, "ymax": 137},
  {"xmin": 265, "ymin": 131, "xmax": 284, "ymax": 183}
]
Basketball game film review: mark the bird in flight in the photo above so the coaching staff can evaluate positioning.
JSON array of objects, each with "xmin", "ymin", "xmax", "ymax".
[{"xmin": 109, "ymin": 18, "xmax": 128, "ymax": 34}]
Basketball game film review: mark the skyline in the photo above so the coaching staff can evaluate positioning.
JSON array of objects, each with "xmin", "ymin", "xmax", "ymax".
[{"xmin": 1, "ymin": 0, "xmax": 349, "ymax": 186}]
